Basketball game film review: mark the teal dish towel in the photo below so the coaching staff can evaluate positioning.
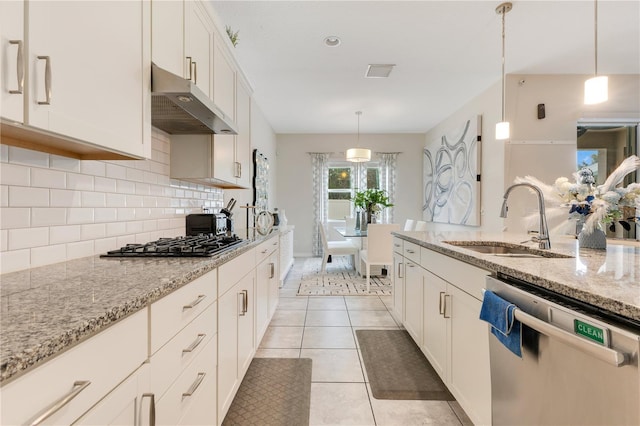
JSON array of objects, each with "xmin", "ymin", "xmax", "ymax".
[{"xmin": 479, "ymin": 290, "xmax": 522, "ymax": 357}]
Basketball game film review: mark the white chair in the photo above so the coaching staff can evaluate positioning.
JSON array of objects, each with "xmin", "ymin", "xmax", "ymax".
[
  {"xmin": 360, "ymin": 223, "xmax": 401, "ymax": 292},
  {"xmin": 318, "ymin": 222, "xmax": 359, "ymax": 273},
  {"xmin": 403, "ymin": 219, "xmax": 415, "ymax": 231},
  {"xmin": 414, "ymin": 220, "xmax": 427, "ymax": 231},
  {"xmin": 344, "ymin": 216, "xmax": 357, "ymax": 230}
]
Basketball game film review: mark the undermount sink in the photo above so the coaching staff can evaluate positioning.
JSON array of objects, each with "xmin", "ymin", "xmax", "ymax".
[{"xmin": 443, "ymin": 241, "xmax": 573, "ymax": 259}]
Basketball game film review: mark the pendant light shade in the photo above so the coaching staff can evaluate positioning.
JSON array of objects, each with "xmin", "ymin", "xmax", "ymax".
[
  {"xmin": 495, "ymin": 121, "xmax": 510, "ymax": 140},
  {"xmin": 584, "ymin": 76, "xmax": 608, "ymax": 104},
  {"xmin": 584, "ymin": 0, "xmax": 608, "ymax": 105},
  {"xmin": 346, "ymin": 111, "xmax": 371, "ymax": 162},
  {"xmin": 346, "ymin": 148, "xmax": 371, "ymax": 162},
  {"xmin": 495, "ymin": 2, "xmax": 512, "ymax": 141}
]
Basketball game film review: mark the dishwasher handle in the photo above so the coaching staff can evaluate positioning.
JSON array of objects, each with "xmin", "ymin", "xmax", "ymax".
[{"xmin": 514, "ymin": 308, "xmax": 627, "ymax": 367}]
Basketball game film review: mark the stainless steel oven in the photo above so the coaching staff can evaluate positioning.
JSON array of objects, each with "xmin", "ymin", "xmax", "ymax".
[{"xmin": 485, "ymin": 275, "xmax": 640, "ymax": 425}]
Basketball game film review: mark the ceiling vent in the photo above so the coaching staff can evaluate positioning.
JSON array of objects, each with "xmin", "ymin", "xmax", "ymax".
[{"xmin": 365, "ymin": 64, "xmax": 395, "ymax": 78}]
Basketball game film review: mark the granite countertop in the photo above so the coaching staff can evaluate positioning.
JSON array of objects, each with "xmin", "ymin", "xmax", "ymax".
[
  {"xmin": 393, "ymin": 230, "xmax": 640, "ymax": 324},
  {"xmin": 0, "ymin": 231, "xmax": 279, "ymax": 384}
]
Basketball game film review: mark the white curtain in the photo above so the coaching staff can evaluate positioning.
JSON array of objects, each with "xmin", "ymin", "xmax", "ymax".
[
  {"xmin": 310, "ymin": 153, "xmax": 331, "ymax": 256},
  {"xmin": 377, "ymin": 153, "xmax": 399, "ymax": 224}
]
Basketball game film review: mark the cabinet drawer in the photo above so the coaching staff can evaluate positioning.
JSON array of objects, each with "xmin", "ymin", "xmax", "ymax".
[
  {"xmin": 392, "ymin": 237, "xmax": 403, "ymax": 254},
  {"xmin": 420, "ymin": 248, "xmax": 489, "ymax": 300},
  {"xmin": 403, "ymin": 241, "xmax": 421, "ymax": 263},
  {"xmin": 1, "ymin": 309, "xmax": 147, "ymax": 426},
  {"xmin": 151, "ymin": 302, "xmax": 217, "ymax": 399},
  {"xmin": 219, "ymin": 248, "xmax": 255, "ymax": 296},
  {"xmin": 256, "ymin": 237, "xmax": 279, "ymax": 265},
  {"xmin": 156, "ymin": 337, "xmax": 217, "ymax": 426},
  {"xmin": 150, "ymin": 270, "xmax": 217, "ymax": 354}
]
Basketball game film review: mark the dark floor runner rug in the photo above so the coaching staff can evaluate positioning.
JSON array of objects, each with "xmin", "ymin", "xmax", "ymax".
[
  {"xmin": 222, "ymin": 358, "xmax": 312, "ymax": 426},
  {"xmin": 356, "ymin": 329, "xmax": 455, "ymax": 401}
]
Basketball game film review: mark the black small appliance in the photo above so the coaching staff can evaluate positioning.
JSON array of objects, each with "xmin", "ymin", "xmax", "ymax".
[{"xmin": 186, "ymin": 213, "xmax": 227, "ymax": 236}]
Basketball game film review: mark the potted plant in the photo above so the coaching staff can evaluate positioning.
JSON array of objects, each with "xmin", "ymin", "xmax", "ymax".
[{"xmin": 352, "ymin": 189, "xmax": 394, "ymax": 230}]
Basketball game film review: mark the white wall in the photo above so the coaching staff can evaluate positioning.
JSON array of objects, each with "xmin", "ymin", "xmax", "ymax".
[
  {"xmin": 504, "ymin": 74, "xmax": 640, "ymax": 235},
  {"xmin": 276, "ymin": 133, "xmax": 424, "ymax": 256},
  {"xmin": 224, "ymin": 98, "xmax": 277, "ymax": 235},
  {"xmin": 424, "ymin": 80, "xmax": 505, "ymax": 233},
  {"xmin": 423, "ymin": 74, "xmax": 640, "ymax": 237}
]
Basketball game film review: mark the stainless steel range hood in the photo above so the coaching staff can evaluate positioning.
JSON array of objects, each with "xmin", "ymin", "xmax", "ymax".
[{"xmin": 151, "ymin": 63, "xmax": 237, "ymax": 135}]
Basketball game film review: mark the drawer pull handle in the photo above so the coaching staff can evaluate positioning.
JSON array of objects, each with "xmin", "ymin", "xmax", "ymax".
[
  {"xmin": 29, "ymin": 380, "xmax": 91, "ymax": 426},
  {"xmin": 140, "ymin": 393, "xmax": 156, "ymax": 426},
  {"xmin": 182, "ymin": 333, "xmax": 206, "ymax": 354},
  {"xmin": 406, "ymin": 249, "xmax": 415, "ymax": 254},
  {"xmin": 261, "ymin": 249, "xmax": 268, "ymax": 254},
  {"xmin": 9, "ymin": 40, "xmax": 24, "ymax": 94},
  {"xmin": 183, "ymin": 294, "xmax": 206, "ymax": 311},
  {"xmin": 182, "ymin": 373, "xmax": 206, "ymax": 400},
  {"xmin": 269, "ymin": 262, "xmax": 275, "ymax": 278},
  {"xmin": 37, "ymin": 55, "xmax": 51, "ymax": 105},
  {"xmin": 394, "ymin": 243, "xmax": 400, "ymax": 247}
]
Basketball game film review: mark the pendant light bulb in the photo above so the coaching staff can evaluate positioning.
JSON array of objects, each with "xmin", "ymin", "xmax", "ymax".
[
  {"xmin": 495, "ymin": 121, "xmax": 510, "ymax": 140},
  {"xmin": 584, "ymin": 0, "xmax": 608, "ymax": 105},
  {"xmin": 346, "ymin": 111, "xmax": 371, "ymax": 162},
  {"xmin": 495, "ymin": 2, "xmax": 512, "ymax": 141}
]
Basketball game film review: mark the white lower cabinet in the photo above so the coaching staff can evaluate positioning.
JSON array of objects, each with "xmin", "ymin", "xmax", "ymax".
[
  {"xmin": 149, "ymin": 268, "xmax": 218, "ymax": 426},
  {"xmin": 422, "ymin": 270, "xmax": 448, "ymax": 379},
  {"xmin": 392, "ymin": 250, "xmax": 404, "ymax": 323},
  {"xmin": 256, "ymin": 238, "xmax": 279, "ymax": 343},
  {"xmin": 74, "ymin": 364, "xmax": 151, "ymax": 426},
  {"xmin": 217, "ymin": 248, "xmax": 256, "ymax": 425},
  {"xmin": 397, "ymin": 242, "xmax": 492, "ymax": 426},
  {"xmin": 421, "ymin": 247, "xmax": 491, "ymax": 426},
  {"xmin": 279, "ymin": 226, "xmax": 295, "ymax": 286},
  {"xmin": 1, "ymin": 309, "xmax": 147, "ymax": 426},
  {"xmin": 156, "ymin": 337, "xmax": 217, "ymax": 426},
  {"xmin": 403, "ymin": 260, "xmax": 423, "ymax": 347}
]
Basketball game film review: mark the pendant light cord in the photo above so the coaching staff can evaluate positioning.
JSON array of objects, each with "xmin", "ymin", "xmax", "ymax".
[
  {"xmin": 501, "ymin": 4, "xmax": 506, "ymax": 123},
  {"xmin": 594, "ymin": 0, "xmax": 598, "ymax": 77}
]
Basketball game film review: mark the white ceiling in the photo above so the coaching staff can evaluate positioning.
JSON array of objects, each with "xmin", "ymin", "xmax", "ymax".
[{"xmin": 210, "ymin": 1, "xmax": 640, "ymax": 134}]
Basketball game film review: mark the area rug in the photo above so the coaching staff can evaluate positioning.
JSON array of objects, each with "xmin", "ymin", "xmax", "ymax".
[
  {"xmin": 295, "ymin": 257, "xmax": 392, "ymax": 296},
  {"xmin": 222, "ymin": 358, "xmax": 312, "ymax": 426},
  {"xmin": 356, "ymin": 330, "xmax": 455, "ymax": 401}
]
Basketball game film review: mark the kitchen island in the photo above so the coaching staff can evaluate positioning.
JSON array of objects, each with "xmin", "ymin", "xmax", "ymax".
[{"xmin": 393, "ymin": 230, "xmax": 640, "ymax": 323}]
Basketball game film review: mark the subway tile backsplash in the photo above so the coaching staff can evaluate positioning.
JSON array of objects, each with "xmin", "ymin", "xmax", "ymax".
[{"xmin": 0, "ymin": 130, "xmax": 224, "ymax": 273}]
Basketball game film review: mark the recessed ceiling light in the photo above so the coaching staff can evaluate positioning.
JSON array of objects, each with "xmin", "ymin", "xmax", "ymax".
[
  {"xmin": 365, "ymin": 64, "xmax": 396, "ymax": 78},
  {"xmin": 324, "ymin": 36, "xmax": 341, "ymax": 47}
]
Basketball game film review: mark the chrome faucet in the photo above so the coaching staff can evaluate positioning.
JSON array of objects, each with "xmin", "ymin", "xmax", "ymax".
[{"xmin": 500, "ymin": 183, "xmax": 551, "ymax": 249}]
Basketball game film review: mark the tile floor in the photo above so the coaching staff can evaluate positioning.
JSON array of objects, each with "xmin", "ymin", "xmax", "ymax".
[{"xmin": 253, "ymin": 258, "xmax": 474, "ymax": 426}]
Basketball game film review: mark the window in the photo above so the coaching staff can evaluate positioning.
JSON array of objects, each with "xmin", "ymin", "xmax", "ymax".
[{"xmin": 327, "ymin": 163, "xmax": 381, "ymax": 220}]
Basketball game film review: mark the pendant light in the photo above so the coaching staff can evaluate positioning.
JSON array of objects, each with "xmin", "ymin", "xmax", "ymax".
[
  {"xmin": 584, "ymin": 0, "xmax": 608, "ymax": 105},
  {"xmin": 495, "ymin": 2, "xmax": 512, "ymax": 141},
  {"xmin": 346, "ymin": 111, "xmax": 371, "ymax": 162}
]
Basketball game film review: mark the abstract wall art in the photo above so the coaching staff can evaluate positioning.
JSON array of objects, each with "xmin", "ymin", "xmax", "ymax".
[{"xmin": 423, "ymin": 115, "xmax": 482, "ymax": 226}]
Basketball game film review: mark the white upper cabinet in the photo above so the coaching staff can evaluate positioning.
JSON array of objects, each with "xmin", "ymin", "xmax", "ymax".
[
  {"xmin": 213, "ymin": 33, "xmax": 235, "ymax": 122},
  {"xmin": 235, "ymin": 79, "xmax": 252, "ymax": 188},
  {"xmin": 185, "ymin": 1, "xmax": 214, "ymax": 98},
  {"xmin": 0, "ymin": 0, "xmax": 24, "ymax": 124},
  {"xmin": 5, "ymin": 1, "xmax": 151, "ymax": 159},
  {"xmin": 151, "ymin": 0, "xmax": 185, "ymax": 77}
]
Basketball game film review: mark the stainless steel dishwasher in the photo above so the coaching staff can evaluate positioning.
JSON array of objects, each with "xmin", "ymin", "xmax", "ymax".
[{"xmin": 485, "ymin": 274, "xmax": 640, "ymax": 426}]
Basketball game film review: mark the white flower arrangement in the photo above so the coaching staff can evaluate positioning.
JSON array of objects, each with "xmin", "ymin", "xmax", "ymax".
[
  {"xmin": 516, "ymin": 156, "xmax": 640, "ymax": 235},
  {"xmin": 555, "ymin": 156, "xmax": 640, "ymax": 234}
]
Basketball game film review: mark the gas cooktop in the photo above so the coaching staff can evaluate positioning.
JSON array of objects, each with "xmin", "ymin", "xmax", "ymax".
[{"xmin": 100, "ymin": 234, "xmax": 245, "ymax": 258}]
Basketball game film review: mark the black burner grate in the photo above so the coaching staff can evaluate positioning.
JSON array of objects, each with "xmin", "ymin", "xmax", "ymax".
[{"xmin": 101, "ymin": 235, "xmax": 244, "ymax": 258}]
